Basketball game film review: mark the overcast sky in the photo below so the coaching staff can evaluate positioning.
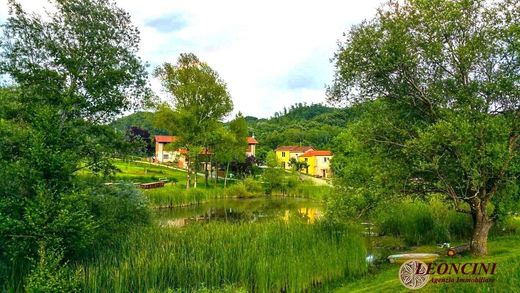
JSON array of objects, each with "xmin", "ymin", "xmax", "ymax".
[{"xmin": 0, "ymin": 0, "xmax": 383, "ymax": 118}]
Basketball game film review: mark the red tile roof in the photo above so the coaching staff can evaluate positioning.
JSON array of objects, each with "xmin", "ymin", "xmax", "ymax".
[
  {"xmin": 154, "ymin": 135, "xmax": 177, "ymax": 143},
  {"xmin": 247, "ymin": 136, "xmax": 258, "ymax": 144},
  {"xmin": 300, "ymin": 150, "xmax": 332, "ymax": 157},
  {"xmin": 275, "ymin": 146, "xmax": 314, "ymax": 153}
]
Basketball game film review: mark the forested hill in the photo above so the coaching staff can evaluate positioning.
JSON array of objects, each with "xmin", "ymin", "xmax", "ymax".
[
  {"xmin": 245, "ymin": 103, "xmax": 359, "ymax": 161},
  {"xmin": 111, "ymin": 111, "xmax": 167, "ymax": 135}
]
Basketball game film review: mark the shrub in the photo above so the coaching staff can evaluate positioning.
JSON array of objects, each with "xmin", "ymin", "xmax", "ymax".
[
  {"xmin": 89, "ymin": 183, "xmax": 152, "ymax": 247},
  {"xmin": 242, "ymin": 177, "xmax": 263, "ymax": 194},
  {"xmin": 224, "ymin": 182, "xmax": 253, "ymax": 198},
  {"xmin": 373, "ymin": 197, "xmax": 472, "ymax": 246},
  {"xmin": 25, "ymin": 244, "xmax": 81, "ymax": 293}
]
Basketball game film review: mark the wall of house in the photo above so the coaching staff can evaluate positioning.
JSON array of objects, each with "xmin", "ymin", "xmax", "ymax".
[
  {"xmin": 315, "ymin": 155, "xmax": 332, "ymax": 178},
  {"xmin": 276, "ymin": 151, "xmax": 291, "ymax": 169},
  {"xmin": 299, "ymin": 156, "xmax": 316, "ymax": 175},
  {"xmin": 246, "ymin": 144, "xmax": 256, "ymax": 157},
  {"xmin": 155, "ymin": 142, "xmax": 179, "ymax": 163}
]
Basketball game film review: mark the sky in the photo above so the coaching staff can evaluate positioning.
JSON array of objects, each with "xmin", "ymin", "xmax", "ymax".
[{"xmin": 0, "ymin": 0, "xmax": 383, "ymax": 118}]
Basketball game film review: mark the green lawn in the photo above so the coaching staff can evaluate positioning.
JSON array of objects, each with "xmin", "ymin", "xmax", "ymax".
[
  {"xmin": 111, "ymin": 160, "xmax": 189, "ymax": 183},
  {"xmin": 335, "ymin": 234, "xmax": 520, "ymax": 292}
]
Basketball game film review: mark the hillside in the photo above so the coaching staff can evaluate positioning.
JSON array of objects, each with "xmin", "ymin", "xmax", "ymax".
[
  {"xmin": 111, "ymin": 111, "xmax": 167, "ymax": 135},
  {"xmin": 245, "ymin": 103, "xmax": 360, "ymax": 161}
]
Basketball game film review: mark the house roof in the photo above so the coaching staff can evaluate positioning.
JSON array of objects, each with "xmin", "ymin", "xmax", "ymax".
[
  {"xmin": 275, "ymin": 146, "xmax": 314, "ymax": 153},
  {"xmin": 247, "ymin": 136, "xmax": 258, "ymax": 144},
  {"xmin": 300, "ymin": 150, "xmax": 333, "ymax": 157},
  {"xmin": 154, "ymin": 135, "xmax": 177, "ymax": 143}
]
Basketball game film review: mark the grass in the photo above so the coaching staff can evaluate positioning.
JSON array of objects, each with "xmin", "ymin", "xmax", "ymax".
[
  {"xmin": 334, "ymin": 234, "xmax": 520, "ymax": 292},
  {"xmin": 144, "ymin": 184, "xmax": 227, "ymax": 207},
  {"xmin": 77, "ymin": 221, "xmax": 367, "ymax": 292},
  {"xmin": 107, "ymin": 161, "xmax": 332, "ymax": 208},
  {"xmin": 110, "ymin": 160, "xmax": 189, "ymax": 183},
  {"xmin": 372, "ymin": 197, "xmax": 473, "ymax": 246}
]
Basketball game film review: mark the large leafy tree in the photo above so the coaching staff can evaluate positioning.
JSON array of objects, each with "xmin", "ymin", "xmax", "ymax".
[
  {"xmin": 154, "ymin": 53, "xmax": 233, "ymax": 188},
  {"xmin": 0, "ymin": 0, "xmax": 150, "ymax": 285},
  {"xmin": 328, "ymin": 0, "xmax": 519, "ymax": 255}
]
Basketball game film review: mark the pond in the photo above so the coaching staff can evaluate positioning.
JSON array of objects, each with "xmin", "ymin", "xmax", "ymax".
[{"xmin": 155, "ymin": 197, "xmax": 322, "ymax": 227}]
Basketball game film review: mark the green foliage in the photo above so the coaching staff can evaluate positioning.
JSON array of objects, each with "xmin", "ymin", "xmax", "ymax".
[
  {"xmin": 154, "ymin": 53, "xmax": 234, "ymax": 188},
  {"xmin": 327, "ymin": 0, "xmax": 520, "ymax": 254},
  {"xmin": 223, "ymin": 182, "xmax": 253, "ymax": 198},
  {"xmin": 25, "ymin": 245, "xmax": 81, "ymax": 293},
  {"xmin": 373, "ymin": 197, "xmax": 473, "ymax": 246},
  {"xmin": 78, "ymin": 221, "xmax": 367, "ymax": 292},
  {"xmin": 111, "ymin": 111, "xmax": 168, "ymax": 136},
  {"xmin": 0, "ymin": 0, "xmax": 152, "ymax": 288},
  {"xmin": 242, "ymin": 177, "xmax": 264, "ymax": 194},
  {"xmin": 89, "ymin": 184, "xmax": 151, "ymax": 247},
  {"xmin": 262, "ymin": 152, "xmax": 287, "ymax": 195},
  {"xmin": 144, "ymin": 185, "xmax": 225, "ymax": 208},
  {"xmin": 246, "ymin": 103, "xmax": 361, "ymax": 162}
]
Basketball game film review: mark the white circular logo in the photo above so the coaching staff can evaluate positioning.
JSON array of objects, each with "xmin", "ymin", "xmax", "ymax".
[{"xmin": 399, "ymin": 260, "xmax": 430, "ymax": 290}]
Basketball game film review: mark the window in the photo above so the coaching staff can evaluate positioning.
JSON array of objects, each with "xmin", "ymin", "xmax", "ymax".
[
  {"xmin": 282, "ymin": 152, "xmax": 286, "ymax": 158},
  {"xmin": 304, "ymin": 158, "xmax": 308, "ymax": 162},
  {"xmin": 324, "ymin": 157, "xmax": 328, "ymax": 162},
  {"xmin": 163, "ymin": 154, "xmax": 169, "ymax": 159}
]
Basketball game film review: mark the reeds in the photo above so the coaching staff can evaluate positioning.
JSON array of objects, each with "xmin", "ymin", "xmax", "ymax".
[{"xmin": 78, "ymin": 221, "xmax": 367, "ymax": 292}]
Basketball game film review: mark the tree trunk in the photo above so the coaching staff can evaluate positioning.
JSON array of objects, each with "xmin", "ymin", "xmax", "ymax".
[
  {"xmin": 224, "ymin": 162, "xmax": 230, "ymax": 188},
  {"xmin": 204, "ymin": 156, "xmax": 209, "ymax": 188},
  {"xmin": 186, "ymin": 163, "xmax": 190, "ymax": 190},
  {"xmin": 194, "ymin": 167, "xmax": 198, "ymax": 188},
  {"xmin": 215, "ymin": 164, "xmax": 218, "ymax": 186},
  {"xmin": 469, "ymin": 200, "xmax": 493, "ymax": 256}
]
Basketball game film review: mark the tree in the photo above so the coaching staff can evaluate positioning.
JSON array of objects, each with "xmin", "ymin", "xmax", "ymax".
[
  {"xmin": 154, "ymin": 53, "xmax": 233, "ymax": 188},
  {"xmin": 212, "ymin": 114, "xmax": 248, "ymax": 187},
  {"xmin": 263, "ymin": 152, "xmax": 287, "ymax": 195},
  {"xmin": 328, "ymin": 0, "xmax": 519, "ymax": 255},
  {"xmin": 0, "ymin": 0, "xmax": 150, "ymax": 286}
]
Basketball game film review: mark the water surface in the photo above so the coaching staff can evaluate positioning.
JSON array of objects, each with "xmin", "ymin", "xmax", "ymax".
[{"xmin": 155, "ymin": 197, "xmax": 322, "ymax": 227}]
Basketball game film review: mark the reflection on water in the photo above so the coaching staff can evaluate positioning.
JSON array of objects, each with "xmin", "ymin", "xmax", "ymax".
[{"xmin": 156, "ymin": 198, "xmax": 322, "ymax": 227}]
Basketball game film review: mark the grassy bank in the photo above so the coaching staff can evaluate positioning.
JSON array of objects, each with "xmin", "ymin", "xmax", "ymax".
[
  {"xmin": 107, "ymin": 161, "xmax": 332, "ymax": 208},
  {"xmin": 111, "ymin": 160, "xmax": 189, "ymax": 183},
  {"xmin": 78, "ymin": 221, "xmax": 367, "ymax": 292},
  {"xmin": 335, "ymin": 234, "xmax": 520, "ymax": 292}
]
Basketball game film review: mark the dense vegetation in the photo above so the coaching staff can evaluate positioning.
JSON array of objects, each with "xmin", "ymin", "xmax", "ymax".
[
  {"xmin": 327, "ymin": 0, "xmax": 520, "ymax": 255},
  {"xmin": 77, "ymin": 221, "xmax": 366, "ymax": 292},
  {"xmin": 1, "ymin": 0, "xmax": 518, "ymax": 291},
  {"xmin": 0, "ymin": 0, "xmax": 152, "ymax": 290},
  {"xmin": 246, "ymin": 103, "xmax": 361, "ymax": 162},
  {"xmin": 110, "ymin": 103, "xmax": 358, "ymax": 163}
]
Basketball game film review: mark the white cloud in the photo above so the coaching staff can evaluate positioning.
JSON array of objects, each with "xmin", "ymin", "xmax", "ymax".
[{"xmin": 1, "ymin": 0, "xmax": 383, "ymax": 118}]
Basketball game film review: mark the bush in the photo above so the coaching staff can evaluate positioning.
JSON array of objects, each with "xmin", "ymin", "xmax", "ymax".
[
  {"xmin": 373, "ymin": 197, "xmax": 472, "ymax": 246},
  {"xmin": 89, "ymin": 183, "xmax": 152, "ymax": 247},
  {"xmin": 224, "ymin": 182, "xmax": 253, "ymax": 198},
  {"xmin": 242, "ymin": 177, "xmax": 263, "ymax": 194},
  {"xmin": 25, "ymin": 244, "xmax": 81, "ymax": 293}
]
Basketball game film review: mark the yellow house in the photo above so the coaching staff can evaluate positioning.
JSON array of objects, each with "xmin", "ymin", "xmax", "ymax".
[
  {"xmin": 275, "ymin": 146, "xmax": 314, "ymax": 170},
  {"xmin": 298, "ymin": 150, "xmax": 333, "ymax": 178}
]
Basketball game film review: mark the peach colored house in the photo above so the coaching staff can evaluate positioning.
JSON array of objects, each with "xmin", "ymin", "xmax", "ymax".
[{"xmin": 154, "ymin": 135, "xmax": 258, "ymax": 168}]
